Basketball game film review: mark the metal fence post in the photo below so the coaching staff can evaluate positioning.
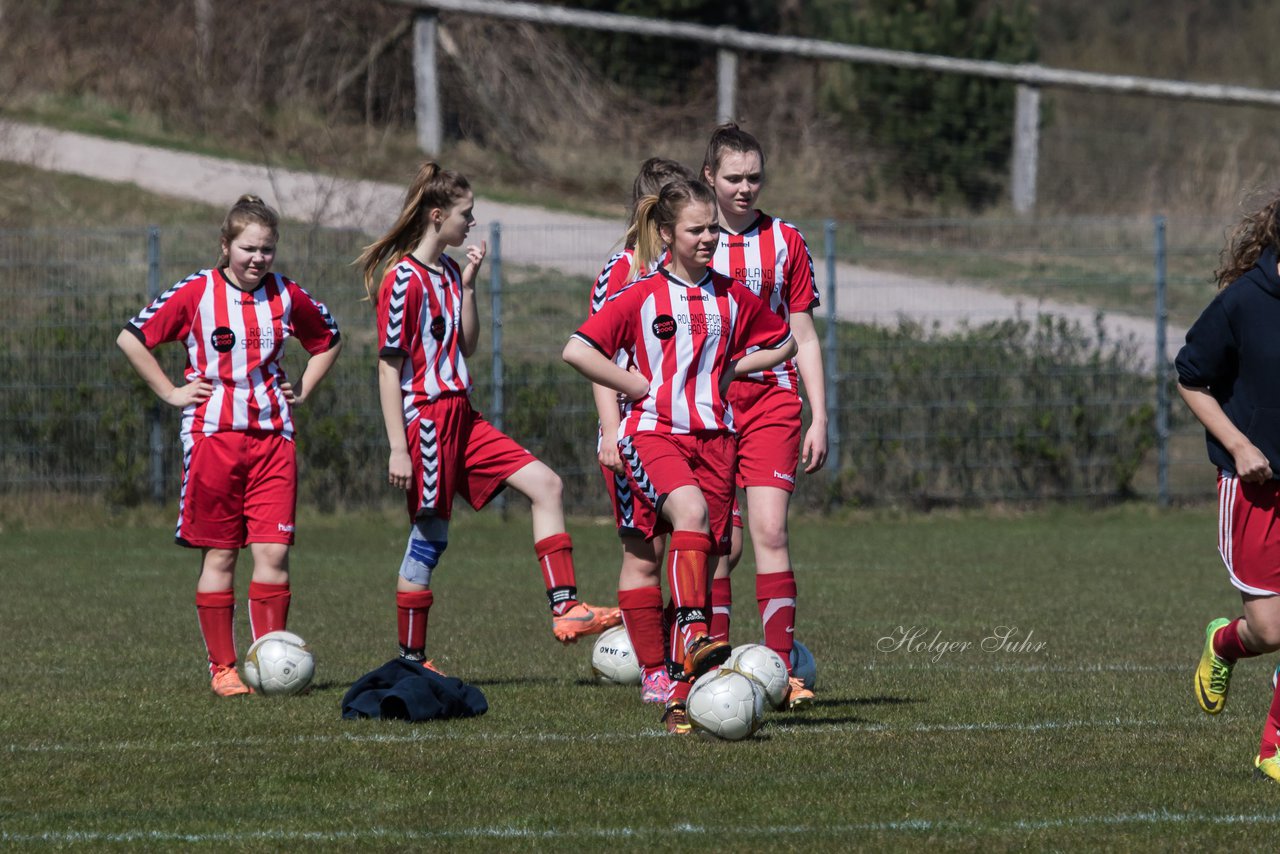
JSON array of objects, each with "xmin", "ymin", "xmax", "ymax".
[
  {"xmin": 146, "ymin": 226, "xmax": 165, "ymax": 504},
  {"xmin": 412, "ymin": 11, "xmax": 442, "ymax": 154},
  {"xmin": 823, "ymin": 219, "xmax": 840, "ymax": 479},
  {"xmin": 489, "ymin": 221, "xmax": 506, "ymax": 514},
  {"xmin": 1154, "ymin": 214, "xmax": 1170, "ymax": 507},
  {"xmin": 716, "ymin": 42, "xmax": 737, "ymax": 123}
]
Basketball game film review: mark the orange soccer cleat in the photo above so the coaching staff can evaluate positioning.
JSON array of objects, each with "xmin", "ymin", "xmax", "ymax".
[
  {"xmin": 210, "ymin": 665, "xmax": 252, "ymax": 697},
  {"xmin": 552, "ymin": 602, "xmax": 623, "ymax": 644}
]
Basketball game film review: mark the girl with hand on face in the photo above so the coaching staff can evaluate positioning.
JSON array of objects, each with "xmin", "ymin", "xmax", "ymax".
[{"xmin": 359, "ymin": 162, "xmax": 621, "ymax": 672}]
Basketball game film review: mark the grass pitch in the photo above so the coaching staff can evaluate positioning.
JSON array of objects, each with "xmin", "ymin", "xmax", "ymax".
[{"xmin": 3, "ymin": 505, "xmax": 1278, "ymax": 850}]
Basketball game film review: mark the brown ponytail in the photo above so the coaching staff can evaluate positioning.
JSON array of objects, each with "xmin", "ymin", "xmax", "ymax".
[
  {"xmin": 218, "ymin": 194, "xmax": 279, "ymax": 267},
  {"xmin": 701, "ymin": 121, "xmax": 766, "ymax": 184},
  {"xmin": 622, "ymin": 158, "xmax": 697, "ymax": 282},
  {"xmin": 357, "ymin": 161, "xmax": 471, "ymax": 300}
]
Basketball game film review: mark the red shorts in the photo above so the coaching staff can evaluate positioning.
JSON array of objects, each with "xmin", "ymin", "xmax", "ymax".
[
  {"xmin": 619, "ymin": 431, "xmax": 736, "ymax": 554},
  {"xmin": 1218, "ymin": 472, "xmax": 1280, "ymax": 596},
  {"xmin": 177, "ymin": 431, "xmax": 296, "ymax": 549},
  {"xmin": 406, "ymin": 393, "xmax": 536, "ymax": 521},
  {"xmin": 600, "ymin": 460, "xmax": 653, "ymax": 537},
  {"xmin": 728, "ymin": 381, "xmax": 801, "ymax": 491}
]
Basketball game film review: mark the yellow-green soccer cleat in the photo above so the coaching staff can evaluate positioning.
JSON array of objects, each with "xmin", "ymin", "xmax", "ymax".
[
  {"xmin": 1194, "ymin": 618, "xmax": 1233, "ymax": 715},
  {"xmin": 1256, "ymin": 754, "xmax": 1280, "ymax": 783}
]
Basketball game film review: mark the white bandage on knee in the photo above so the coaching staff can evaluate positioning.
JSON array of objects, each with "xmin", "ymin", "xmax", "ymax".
[{"xmin": 398, "ymin": 516, "xmax": 449, "ymax": 586}]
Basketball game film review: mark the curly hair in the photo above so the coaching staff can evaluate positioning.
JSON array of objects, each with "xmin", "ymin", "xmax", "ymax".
[{"xmin": 1215, "ymin": 192, "xmax": 1280, "ymax": 290}]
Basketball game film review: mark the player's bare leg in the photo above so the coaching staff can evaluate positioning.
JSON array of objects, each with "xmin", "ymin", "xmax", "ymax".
[
  {"xmin": 745, "ymin": 485, "xmax": 811, "ymax": 709},
  {"xmin": 505, "ymin": 460, "xmax": 621, "ymax": 642}
]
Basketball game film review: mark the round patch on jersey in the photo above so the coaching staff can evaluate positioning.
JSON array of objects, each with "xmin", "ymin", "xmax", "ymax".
[
  {"xmin": 651, "ymin": 314, "xmax": 677, "ymax": 340},
  {"xmin": 210, "ymin": 326, "xmax": 237, "ymax": 353},
  {"xmin": 430, "ymin": 315, "xmax": 447, "ymax": 341}
]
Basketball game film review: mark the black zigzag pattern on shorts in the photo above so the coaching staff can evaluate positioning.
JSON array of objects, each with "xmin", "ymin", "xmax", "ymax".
[
  {"xmin": 419, "ymin": 419, "xmax": 439, "ymax": 511},
  {"xmin": 131, "ymin": 271, "xmax": 202, "ymax": 326},
  {"xmin": 613, "ymin": 470, "xmax": 634, "ymax": 527},
  {"xmin": 618, "ymin": 436, "xmax": 658, "ymax": 508}
]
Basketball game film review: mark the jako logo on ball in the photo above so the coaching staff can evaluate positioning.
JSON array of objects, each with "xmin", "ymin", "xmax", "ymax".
[{"xmin": 651, "ymin": 314, "xmax": 676, "ymax": 340}]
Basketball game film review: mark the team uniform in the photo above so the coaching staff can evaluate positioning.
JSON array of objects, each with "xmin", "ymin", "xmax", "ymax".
[
  {"xmin": 710, "ymin": 211, "xmax": 818, "ymax": 705},
  {"xmin": 711, "ymin": 211, "xmax": 819, "ymax": 494},
  {"xmin": 124, "ymin": 267, "xmax": 341, "ymax": 547},
  {"xmin": 588, "ymin": 247, "xmax": 661, "ymax": 535},
  {"xmin": 573, "ymin": 265, "xmax": 793, "ymax": 551},
  {"xmin": 124, "ymin": 265, "xmax": 340, "ymax": 683},
  {"xmin": 1179, "ymin": 244, "xmax": 1280, "ymax": 773},
  {"xmin": 378, "ymin": 252, "xmax": 617, "ymax": 658},
  {"xmin": 574, "ymin": 264, "xmax": 791, "ymax": 710},
  {"xmin": 377, "ymin": 253, "xmax": 534, "ymax": 521}
]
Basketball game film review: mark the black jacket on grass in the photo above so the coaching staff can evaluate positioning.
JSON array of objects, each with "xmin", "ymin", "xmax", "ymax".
[{"xmin": 1176, "ymin": 245, "xmax": 1280, "ymax": 478}]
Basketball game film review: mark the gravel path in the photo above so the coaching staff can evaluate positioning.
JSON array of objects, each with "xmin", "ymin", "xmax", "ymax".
[{"xmin": 1, "ymin": 119, "xmax": 1180, "ymax": 364}]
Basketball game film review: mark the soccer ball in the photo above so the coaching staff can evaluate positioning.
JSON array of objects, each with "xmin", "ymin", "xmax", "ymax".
[
  {"xmin": 724, "ymin": 643, "xmax": 789, "ymax": 710},
  {"xmin": 686, "ymin": 669, "xmax": 765, "ymax": 741},
  {"xmin": 590, "ymin": 625, "xmax": 641, "ymax": 685},
  {"xmin": 790, "ymin": 640, "xmax": 817, "ymax": 691},
  {"xmin": 243, "ymin": 630, "xmax": 314, "ymax": 696}
]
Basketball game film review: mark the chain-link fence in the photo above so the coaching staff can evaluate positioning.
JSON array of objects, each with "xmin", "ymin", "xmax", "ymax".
[{"xmin": 0, "ymin": 216, "xmax": 1226, "ymax": 515}]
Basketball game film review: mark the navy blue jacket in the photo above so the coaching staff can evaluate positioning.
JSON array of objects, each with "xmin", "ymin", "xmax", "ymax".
[
  {"xmin": 1176, "ymin": 246, "xmax": 1280, "ymax": 477},
  {"xmin": 341, "ymin": 659, "xmax": 488, "ymax": 722}
]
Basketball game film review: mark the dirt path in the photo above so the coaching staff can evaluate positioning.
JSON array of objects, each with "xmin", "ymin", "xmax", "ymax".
[{"xmin": 1, "ymin": 119, "xmax": 1180, "ymax": 363}]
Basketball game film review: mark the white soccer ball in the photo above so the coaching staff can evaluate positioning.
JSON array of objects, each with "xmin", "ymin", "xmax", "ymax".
[
  {"xmin": 724, "ymin": 643, "xmax": 789, "ymax": 710},
  {"xmin": 790, "ymin": 640, "xmax": 817, "ymax": 691},
  {"xmin": 243, "ymin": 630, "xmax": 315, "ymax": 696},
  {"xmin": 686, "ymin": 669, "xmax": 765, "ymax": 741},
  {"xmin": 590, "ymin": 625, "xmax": 641, "ymax": 685}
]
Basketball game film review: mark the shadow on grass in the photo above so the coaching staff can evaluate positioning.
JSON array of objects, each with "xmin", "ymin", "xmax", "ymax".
[{"xmin": 809, "ymin": 694, "xmax": 923, "ymax": 710}]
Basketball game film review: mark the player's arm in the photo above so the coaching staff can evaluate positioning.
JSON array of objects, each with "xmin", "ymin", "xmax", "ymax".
[
  {"xmin": 727, "ymin": 335, "xmax": 797, "ymax": 385},
  {"xmin": 116, "ymin": 328, "xmax": 211, "ymax": 407},
  {"xmin": 790, "ymin": 309, "xmax": 828, "ymax": 473},
  {"xmin": 289, "ymin": 338, "xmax": 343, "ymax": 405},
  {"xmin": 563, "ymin": 337, "xmax": 649, "ymax": 401},
  {"xmin": 592, "ymin": 382, "xmax": 625, "ymax": 472},
  {"xmin": 1178, "ymin": 383, "xmax": 1271, "ymax": 483},
  {"xmin": 378, "ymin": 355, "xmax": 413, "ymax": 490},
  {"xmin": 458, "ymin": 241, "xmax": 487, "ymax": 358}
]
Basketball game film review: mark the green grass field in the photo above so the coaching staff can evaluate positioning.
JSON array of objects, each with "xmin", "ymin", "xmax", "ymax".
[{"xmin": 3, "ymin": 505, "xmax": 1279, "ymax": 850}]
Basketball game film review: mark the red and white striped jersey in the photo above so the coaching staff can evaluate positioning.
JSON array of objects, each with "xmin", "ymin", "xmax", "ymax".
[
  {"xmin": 589, "ymin": 248, "xmax": 666, "ymax": 317},
  {"xmin": 377, "ymin": 253, "xmax": 472, "ymax": 422},
  {"xmin": 711, "ymin": 211, "xmax": 818, "ymax": 390},
  {"xmin": 126, "ymin": 268, "xmax": 340, "ymax": 446},
  {"xmin": 573, "ymin": 267, "xmax": 792, "ymax": 436}
]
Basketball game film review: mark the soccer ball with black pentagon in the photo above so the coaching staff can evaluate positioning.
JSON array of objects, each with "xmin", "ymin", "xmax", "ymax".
[
  {"xmin": 686, "ymin": 669, "xmax": 765, "ymax": 740},
  {"xmin": 243, "ymin": 630, "xmax": 315, "ymax": 696},
  {"xmin": 590, "ymin": 625, "xmax": 641, "ymax": 685},
  {"xmin": 724, "ymin": 643, "xmax": 789, "ymax": 710}
]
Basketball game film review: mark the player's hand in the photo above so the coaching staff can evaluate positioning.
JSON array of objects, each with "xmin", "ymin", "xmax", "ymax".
[
  {"xmin": 279, "ymin": 381, "xmax": 297, "ymax": 404},
  {"xmin": 460, "ymin": 239, "xmax": 488, "ymax": 291},
  {"xmin": 1234, "ymin": 442, "xmax": 1273, "ymax": 483},
  {"xmin": 388, "ymin": 450, "xmax": 413, "ymax": 491},
  {"xmin": 163, "ymin": 378, "xmax": 212, "ymax": 408},
  {"xmin": 598, "ymin": 442, "xmax": 624, "ymax": 474},
  {"xmin": 801, "ymin": 420, "xmax": 828, "ymax": 474}
]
